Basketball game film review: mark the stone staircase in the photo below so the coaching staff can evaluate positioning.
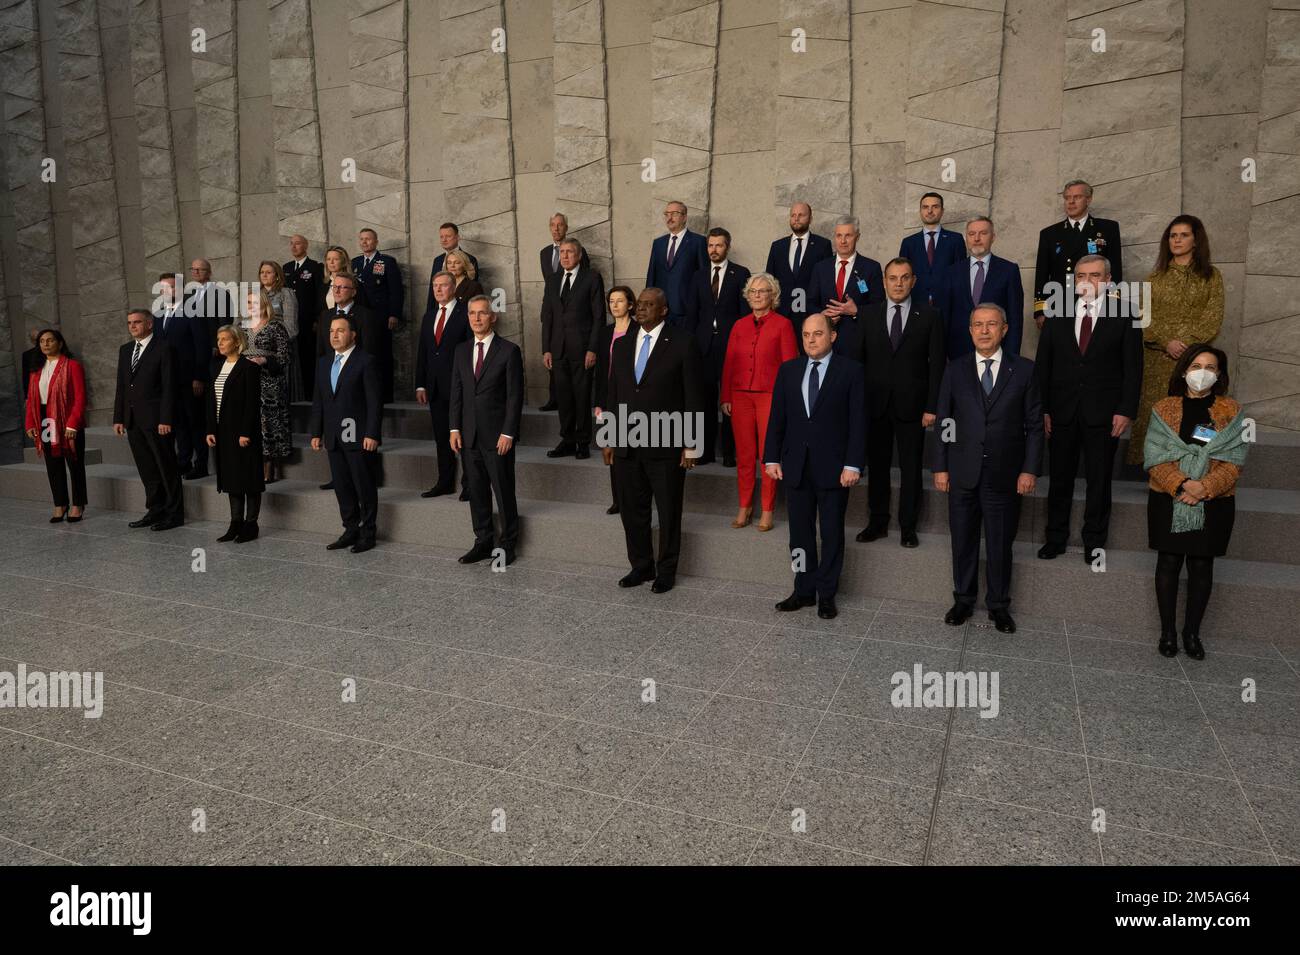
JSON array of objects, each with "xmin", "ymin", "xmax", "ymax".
[{"xmin": 2, "ymin": 401, "xmax": 1297, "ymax": 640}]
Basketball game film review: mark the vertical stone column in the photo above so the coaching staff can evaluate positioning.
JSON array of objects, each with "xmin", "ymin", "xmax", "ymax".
[
  {"xmin": 606, "ymin": 0, "xmax": 652, "ymax": 292},
  {"xmin": 850, "ymin": 0, "xmax": 907, "ymax": 262},
  {"xmin": 311, "ymin": 0, "xmax": 352, "ymax": 249},
  {"xmin": 409, "ymin": 0, "xmax": 444, "ymax": 296},
  {"xmin": 777, "ymin": 0, "xmax": 848, "ymax": 232},
  {"xmin": 130, "ymin": 0, "xmax": 183, "ymax": 277},
  {"xmin": 190, "ymin": 0, "xmax": 239, "ymax": 278},
  {"xmin": 1239, "ymin": 3, "xmax": 1300, "ymax": 429},
  {"xmin": 270, "ymin": 0, "xmax": 326, "ymax": 244},
  {"xmin": 651, "ymin": 0, "xmax": 718, "ymax": 234}
]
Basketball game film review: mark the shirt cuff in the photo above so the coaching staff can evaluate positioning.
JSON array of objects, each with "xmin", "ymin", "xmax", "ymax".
[
  {"xmin": 844, "ymin": 466, "xmax": 861, "ymax": 474},
  {"xmin": 684, "ymin": 446, "xmax": 702, "ymax": 459},
  {"xmin": 449, "ymin": 429, "xmax": 460, "ymax": 434},
  {"xmin": 501, "ymin": 434, "xmax": 513, "ymax": 440}
]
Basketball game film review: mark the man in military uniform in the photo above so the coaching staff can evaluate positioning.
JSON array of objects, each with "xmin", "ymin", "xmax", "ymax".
[
  {"xmin": 352, "ymin": 228, "xmax": 404, "ymax": 403},
  {"xmin": 1033, "ymin": 180, "xmax": 1122, "ymax": 330}
]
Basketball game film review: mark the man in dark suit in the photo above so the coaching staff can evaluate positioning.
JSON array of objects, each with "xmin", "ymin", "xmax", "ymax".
[
  {"xmin": 353, "ymin": 228, "xmax": 403, "ymax": 404},
  {"xmin": 153, "ymin": 272, "xmax": 207, "ymax": 480},
  {"xmin": 539, "ymin": 212, "xmax": 590, "ymax": 412},
  {"xmin": 450, "ymin": 295, "xmax": 525, "ymax": 566},
  {"xmin": 315, "ymin": 273, "xmax": 382, "ymax": 492},
  {"xmin": 182, "ymin": 258, "xmax": 237, "ymax": 477},
  {"xmin": 933, "ymin": 303, "xmax": 1043, "ymax": 634},
  {"xmin": 113, "ymin": 309, "xmax": 184, "ymax": 531},
  {"xmin": 416, "ymin": 271, "xmax": 470, "ymax": 498},
  {"xmin": 938, "ymin": 216, "xmax": 1024, "ymax": 360},
  {"xmin": 807, "ymin": 215, "xmax": 884, "ymax": 359},
  {"xmin": 1033, "ymin": 179, "xmax": 1123, "ymax": 330},
  {"xmin": 1034, "ymin": 254, "xmax": 1143, "ymax": 565},
  {"xmin": 685, "ymin": 227, "xmax": 750, "ymax": 466},
  {"xmin": 765, "ymin": 201, "xmax": 833, "ymax": 339},
  {"xmin": 601, "ymin": 287, "xmax": 705, "ymax": 593},
  {"xmin": 542, "ymin": 238, "xmax": 605, "ymax": 459},
  {"xmin": 851, "ymin": 258, "xmax": 945, "ymax": 548},
  {"xmin": 645, "ymin": 200, "xmax": 707, "ymax": 326},
  {"xmin": 427, "ymin": 222, "xmax": 479, "ymax": 312},
  {"xmin": 310, "ymin": 313, "xmax": 382, "ymax": 554},
  {"xmin": 899, "ymin": 192, "xmax": 965, "ymax": 309},
  {"xmin": 764, "ymin": 311, "xmax": 865, "ymax": 620},
  {"xmin": 285, "ymin": 234, "xmax": 325, "ymax": 395}
]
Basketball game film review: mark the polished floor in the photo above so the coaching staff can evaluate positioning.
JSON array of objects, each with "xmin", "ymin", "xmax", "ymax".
[{"xmin": 0, "ymin": 496, "xmax": 1295, "ymax": 866}]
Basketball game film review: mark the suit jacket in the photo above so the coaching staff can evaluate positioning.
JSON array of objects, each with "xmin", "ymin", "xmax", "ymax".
[
  {"xmin": 646, "ymin": 230, "xmax": 708, "ymax": 323},
  {"xmin": 899, "ymin": 227, "xmax": 965, "ymax": 308},
  {"xmin": 939, "ymin": 254, "xmax": 1025, "ymax": 359},
  {"xmin": 765, "ymin": 232, "xmax": 833, "ymax": 323},
  {"xmin": 310, "ymin": 348, "xmax": 382, "ymax": 451},
  {"xmin": 808, "ymin": 252, "xmax": 885, "ymax": 334},
  {"xmin": 352, "ymin": 252, "xmax": 404, "ymax": 323},
  {"xmin": 1033, "ymin": 303, "xmax": 1143, "ymax": 427},
  {"xmin": 428, "ymin": 249, "xmax": 480, "ymax": 311},
  {"xmin": 542, "ymin": 265, "xmax": 605, "ymax": 360},
  {"xmin": 415, "ymin": 299, "xmax": 470, "ymax": 402},
  {"xmin": 153, "ymin": 306, "xmax": 206, "ymax": 387},
  {"xmin": 319, "ymin": 303, "xmax": 384, "ymax": 365},
  {"xmin": 449, "ymin": 334, "xmax": 524, "ymax": 449},
  {"xmin": 284, "ymin": 257, "xmax": 325, "ymax": 332},
  {"xmin": 113, "ymin": 336, "xmax": 175, "ymax": 431},
  {"xmin": 539, "ymin": 243, "xmax": 590, "ymax": 281},
  {"xmin": 852, "ymin": 299, "xmax": 945, "ymax": 422},
  {"xmin": 184, "ymin": 283, "xmax": 238, "ymax": 371},
  {"xmin": 763, "ymin": 354, "xmax": 866, "ymax": 491},
  {"xmin": 605, "ymin": 323, "xmax": 706, "ymax": 460},
  {"xmin": 1034, "ymin": 216, "xmax": 1123, "ymax": 312},
  {"xmin": 684, "ymin": 260, "xmax": 751, "ymax": 372},
  {"xmin": 933, "ymin": 351, "xmax": 1044, "ymax": 491}
]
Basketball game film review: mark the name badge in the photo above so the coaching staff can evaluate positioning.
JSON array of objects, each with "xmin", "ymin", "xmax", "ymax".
[
  {"xmin": 1087, "ymin": 240, "xmax": 1098, "ymax": 254},
  {"xmin": 856, "ymin": 278, "xmax": 868, "ymax": 294},
  {"xmin": 1191, "ymin": 424, "xmax": 1217, "ymax": 444}
]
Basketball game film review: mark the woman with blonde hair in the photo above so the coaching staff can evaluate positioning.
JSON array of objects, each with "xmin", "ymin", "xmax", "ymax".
[
  {"xmin": 206, "ymin": 324, "xmax": 264, "ymax": 542},
  {"xmin": 259, "ymin": 259, "xmax": 301, "ymax": 400},
  {"xmin": 244, "ymin": 288, "xmax": 292, "ymax": 483},
  {"xmin": 444, "ymin": 249, "xmax": 485, "ymax": 303}
]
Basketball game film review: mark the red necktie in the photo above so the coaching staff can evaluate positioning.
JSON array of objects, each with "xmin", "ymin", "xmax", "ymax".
[
  {"xmin": 474, "ymin": 340, "xmax": 485, "ymax": 379},
  {"xmin": 434, "ymin": 306, "xmax": 446, "ymax": 346},
  {"xmin": 836, "ymin": 260, "xmax": 848, "ymax": 300},
  {"xmin": 1079, "ymin": 304, "xmax": 1093, "ymax": 354}
]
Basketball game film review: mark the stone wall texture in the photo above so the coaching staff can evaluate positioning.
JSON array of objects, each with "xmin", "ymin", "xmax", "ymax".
[{"xmin": 0, "ymin": 0, "xmax": 1296, "ymax": 429}]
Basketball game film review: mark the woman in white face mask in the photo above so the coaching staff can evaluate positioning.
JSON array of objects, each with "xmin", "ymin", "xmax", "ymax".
[{"xmin": 1142, "ymin": 345, "xmax": 1248, "ymax": 660}]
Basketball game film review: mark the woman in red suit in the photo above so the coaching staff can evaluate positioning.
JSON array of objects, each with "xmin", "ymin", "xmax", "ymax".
[
  {"xmin": 720, "ymin": 273, "xmax": 797, "ymax": 532},
  {"xmin": 23, "ymin": 328, "xmax": 88, "ymax": 523}
]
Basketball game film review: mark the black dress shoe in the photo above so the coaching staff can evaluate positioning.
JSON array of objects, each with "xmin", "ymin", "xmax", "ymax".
[
  {"xmin": 989, "ymin": 608, "xmax": 1017, "ymax": 633},
  {"xmin": 326, "ymin": 533, "xmax": 358, "ymax": 550},
  {"xmin": 944, "ymin": 602, "xmax": 974, "ymax": 626},
  {"xmin": 217, "ymin": 522, "xmax": 240, "ymax": 542},
  {"xmin": 458, "ymin": 544, "xmax": 493, "ymax": 564},
  {"xmin": 350, "ymin": 539, "xmax": 375, "ymax": 554},
  {"xmin": 502, "ymin": 549, "xmax": 517, "ymax": 566},
  {"xmin": 1182, "ymin": 631, "xmax": 1205, "ymax": 661},
  {"xmin": 151, "ymin": 519, "xmax": 183, "ymax": 532},
  {"xmin": 776, "ymin": 592, "xmax": 816, "ymax": 612},
  {"xmin": 722, "ymin": 456, "xmax": 736, "ymax": 468},
  {"xmin": 128, "ymin": 516, "xmax": 158, "ymax": 528},
  {"xmin": 546, "ymin": 443, "xmax": 575, "ymax": 458},
  {"xmin": 183, "ymin": 468, "xmax": 208, "ymax": 480},
  {"xmin": 1037, "ymin": 542, "xmax": 1066, "ymax": 559},
  {"xmin": 539, "ymin": 401, "xmax": 558, "ymax": 412},
  {"xmin": 856, "ymin": 524, "xmax": 887, "ymax": 543},
  {"xmin": 320, "ymin": 481, "xmax": 334, "ymax": 490},
  {"xmin": 574, "ymin": 445, "xmax": 590, "ymax": 459},
  {"xmin": 696, "ymin": 456, "xmax": 716, "ymax": 466},
  {"xmin": 421, "ymin": 485, "xmax": 453, "ymax": 498},
  {"xmin": 605, "ymin": 503, "xmax": 619, "ymax": 515},
  {"xmin": 1158, "ymin": 629, "xmax": 1179, "ymax": 658},
  {"xmin": 651, "ymin": 577, "xmax": 674, "ymax": 594},
  {"xmin": 618, "ymin": 569, "xmax": 654, "ymax": 588},
  {"xmin": 900, "ymin": 530, "xmax": 919, "ymax": 548},
  {"xmin": 1083, "ymin": 547, "xmax": 1101, "ymax": 566},
  {"xmin": 235, "ymin": 521, "xmax": 259, "ymax": 543},
  {"xmin": 817, "ymin": 598, "xmax": 838, "ymax": 620}
]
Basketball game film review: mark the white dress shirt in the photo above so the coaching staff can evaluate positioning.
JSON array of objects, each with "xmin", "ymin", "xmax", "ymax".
[
  {"xmin": 1074, "ymin": 296, "xmax": 1103, "ymax": 344},
  {"xmin": 975, "ymin": 347, "xmax": 1003, "ymax": 388},
  {"xmin": 969, "ymin": 254, "xmax": 992, "ymax": 295},
  {"xmin": 38, "ymin": 357, "xmax": 59, "ymax": 404},
  {"xmin": 788, "ymin": 233, "xmax": 810, "ymax": 271}
]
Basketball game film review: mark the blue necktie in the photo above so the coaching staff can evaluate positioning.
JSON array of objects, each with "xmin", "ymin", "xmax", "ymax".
[
  {"xmin": 634, "ymin": 333, "xmax": 651, "ymax": 384},
  {"xmin": 807, "ymin": 360, "xmax": 820, "ymax": 413},
  {"xmin": 981, "ymin": 358, "xmax": 993, "ymax": 396},
  {"xmin": 331, "ymin": 353, "xmax": 343, "ymax": 392}
]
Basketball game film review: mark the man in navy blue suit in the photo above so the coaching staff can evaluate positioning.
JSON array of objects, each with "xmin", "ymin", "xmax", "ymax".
[
  {"xmin": 938, "ymin": 216, "xmax": 1024, "ymax": 360},
  {"xmin": 646, "ymin": 200, "xmax": 708, "ymax": 326},
  {"xmin": 415, "ymin": 271, "xmax": 470, "ymax": 499},
  {"xmin": 763, "ymin": 312, "xmax": 866, "ymax": 621},
  {"xmin": 807, "ymin": 215, "xmax": 884, "ymax": 359},
  {"xmin": 899, "ymin": 192, "xmax": 965, "ymax": 309},
  {"xmin": 310, "ymin": 313, "xmax": 383, "ymax": 554},
  {"xmin": 932, "ymin": 303, "xmax": 1043, "ymax": 634},
  {"xmin": 153, "ymin": 272, "xmax": 207, "ymax": 479},
  {"xmin": 353, "ymin": 228, "xmax": 404, "ymax": 404},
  {"xmin": 685, "ymin": 227, "xmax": 750, "ymax": 466},
  {"xmin": 765, "ymin": 202, "xmax": 832, "ymax": 338}
]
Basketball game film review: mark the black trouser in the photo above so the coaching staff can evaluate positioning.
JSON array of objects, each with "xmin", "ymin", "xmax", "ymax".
[
  {"xmin": 615, "ymin": 454, "xmax": 686, "ymax": 580},
  {"xmin": 465, "ymin": 438, "xmax": 519, "ymax": 550},
  {"xmin": 1155, "ymin": 551, "xmax": 1214, "ymax": 635},
  {"xmin": 700, "ymin": 371, "xmax": 734, "ymax": 463},
  {"xmin": 949, "ymin": 469, "xmax": 1022, "ymax": 611},
  {"xmin": 1046, "ymin": 416, "xmax": 1117, "ymax": 551},
  {"xmin": 127, "ymin": 421, "xmax": 183, "ymax": 522},
  {"xmin": 299, "ymin": 327, "xmax": 317, "ymax": 397},
  {"xmin": 327, "ymin": 447, "xmax": 378, "ymax": 540},
  {"xmin": 228, "ymin": 492, "xmax": 262, "ymax": 522},
  {"xmin": 608, "ymin": 461, "xmax": 619, "ymax": 509},
  {"xmin": 786, "ymin": 459, "xmax": 849, "ymax": 599},
  {"xmin": 866, "ymin": 414, "xmax": 924, "ymax": 532},
  {"xmin": 554, "ymin": 356, "xmax": 593, "ymax": 447},
  {"xmin": 40, "ymin": 419, "xmax": 86, "ymax": 509},
  {"xmin": 427, "ymin": 392, "xmax": 467, "ymax": 491}
]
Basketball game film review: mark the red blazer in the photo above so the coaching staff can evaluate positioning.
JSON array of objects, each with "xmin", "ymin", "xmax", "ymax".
[
  {"xmin": 25, "ymin": 356, "xmax": 87, "ymax": 457},
  {"xmin": 720, "ymin": 311, "xmax": 797, "ymax": 404}
]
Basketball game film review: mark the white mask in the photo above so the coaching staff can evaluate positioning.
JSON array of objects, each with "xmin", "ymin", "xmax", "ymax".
[{"xmin": 1186, "ymin": 368, "xmax": 1217, "ymax": 393}]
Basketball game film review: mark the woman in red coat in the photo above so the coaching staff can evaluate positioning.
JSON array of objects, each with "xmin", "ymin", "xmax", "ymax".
[
  {"xmin": 720, "ymin": 273, "xmax": 797, "ymax": 532},
  {"xmin": 24, "ymin": 328, "xmax": 88, "ymax": 523}
]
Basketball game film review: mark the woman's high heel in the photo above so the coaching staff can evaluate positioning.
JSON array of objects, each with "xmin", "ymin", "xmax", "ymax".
[
  {"xmin": 756, "ymin": 511, "xmax": 775, "ymax": 532},
  {"xmin": 731, "ymin": 507, "xmax": 752, "ymax": 529},
  {"xmin": 67, "ymin": 507, "xmax": 84, "ymax": 524}
]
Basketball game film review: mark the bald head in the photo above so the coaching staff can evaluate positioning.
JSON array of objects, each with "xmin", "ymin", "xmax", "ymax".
[
  {"xmin": 635, "ymin": 287, "xmax": 668, "ymax": 331},
  {"xmin": 790, "ymin": 202, "xmax": 812, "ymax": 236},
  {"xmin": 802, "ymin": 311, "xmax": 836, "ymax": 359}
]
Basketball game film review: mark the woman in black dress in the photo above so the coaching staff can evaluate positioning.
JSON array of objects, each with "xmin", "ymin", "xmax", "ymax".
[
  {"xmin": 244, "ymin": 289, "xmax": 293, "ymax": 483},
  {"xmin": 1144, "ymin": 345, "xmax": 1247, "ymax": 659},
  {"xmin": 593, "ymin": 285, "xmax": 637, "ymax": 515},
  {"xmin": 206, "ymin": 325, "xmax": 265, "ymax": 542}
]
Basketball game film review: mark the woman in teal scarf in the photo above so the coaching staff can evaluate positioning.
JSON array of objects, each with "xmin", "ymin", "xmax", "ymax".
[{"xmin": 1144, "ymin": 345, "xmax": 1248, "ymax": 660}]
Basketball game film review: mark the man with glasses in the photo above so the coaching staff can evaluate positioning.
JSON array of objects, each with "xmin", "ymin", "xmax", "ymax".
[{"xmin": 646, "ymin": 200, "xmax": 708, "ymax": 326}]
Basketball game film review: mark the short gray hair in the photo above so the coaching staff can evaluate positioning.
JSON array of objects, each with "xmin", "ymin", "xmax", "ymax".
[
  {"xmin": 1075, "ymin": 253, "xmax": 1111, "ymax": 276},
  {"xmin": 970, "ymin": 302, "xmax": 1007, "ymax": 325},
  {"xmin": 466, "ymin": 294, "xmax": 494, "ymax": 311},
  {"xmin": 559, "ymin": 237, "xmax": 583, "ymax": 253},
  {"xmin": 742, "ymin": 272, "xmax": 782, "ymax": 307},
  {"xmin": 967, "ymin": 215, "xmax": 994, "ymax": 230},
  {"xmin": 549, "ymin": 212, "xmax": 568, "ymax": 225},
  {"xmin": 1063, "ymin": 179, "xmax": 1093, "ymax": 197},
  {"xmin": 833, "ymin": 215, "xmax": 859, "ymax": 231}
]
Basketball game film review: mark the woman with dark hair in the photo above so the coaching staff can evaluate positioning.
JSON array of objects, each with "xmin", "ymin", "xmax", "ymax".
[
  {"xmin": 1129, "ymin": 215, "xmax": 1224, "ymax": 465},
  {"xmin": 23, "ymin": 328, "xmax": 88, "ymax": 523},
  {"xmin": 1144, "ymin": 344, "xmax": 1247, "ymax": 660},
  {"xmin": 593, "ymin": 285, "xmax": 636, "ymax": 514},
  {"xmin": 206, "ymin": 325, "xmax": 264, "ymax": 542}
]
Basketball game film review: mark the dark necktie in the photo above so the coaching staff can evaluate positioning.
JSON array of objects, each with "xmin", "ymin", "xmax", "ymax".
[
  {"xmin": 793, "ymin": 236, "xmax": 803, "ymax": 272},
  {"xmin": 711, "ymin": 266, "xmax": 721, "ymax": 302},
  {"xmin": 1079, "ymin": 303, "xmax": 1094, "ymax": 354},
  {"xmin": 981, "ymin": 358, "xmax": 993, "ymax": 395},
  {"xmin": 130, "ymin": 340, "xmax": 142, "ymax": 372},
  {"xmin": 666, "ymin": 234, "xmax": 677, "ymax": 267},
  {"xmin": 890, "ymin": 304, "xmax": 903, "ymax": 351},
  {"xmin": 926, "ymin": 231, "xmax": 936, "ymax": 266},
  {"xmin": 560, "ymin": 271, "xmax": 572, "ymax": 304},
  {"xmin": 474, "ymin": 340, "xmax": 485, "ymax": 380},
  {"xmin": 551, "ymin": 246, "xmax": 559, "ymax": 272},
  {"xmin": 972, "ymin": 259, "xmax": 986, "ymax": 303},
  {"xmin": 807, "ymin": 360, "xmax": 820, "ymax": 412}
]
